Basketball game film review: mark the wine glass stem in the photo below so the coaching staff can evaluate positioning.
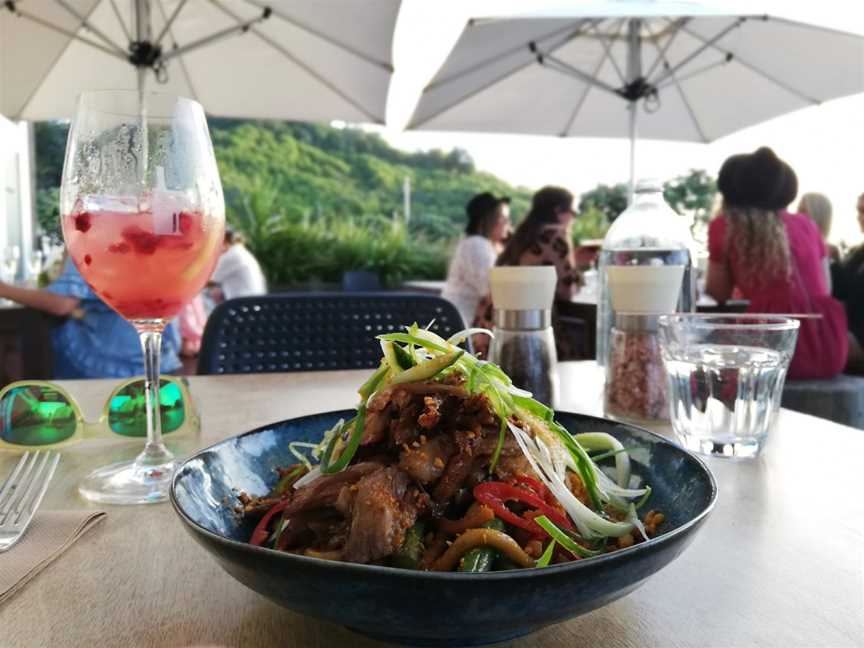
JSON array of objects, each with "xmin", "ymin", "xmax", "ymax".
[{"xmin": 136, "ymin": 324, "xmax": 172, "ymax": 465}]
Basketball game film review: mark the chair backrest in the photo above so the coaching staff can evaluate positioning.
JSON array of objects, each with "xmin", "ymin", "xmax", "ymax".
[{"xmin": 198, "ymin": 292, "xmax": 467, "ymax": 375}]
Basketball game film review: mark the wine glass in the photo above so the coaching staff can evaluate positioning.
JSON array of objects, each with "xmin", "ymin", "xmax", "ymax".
[{"xmin": 61, "ymin": 91, "xmax": 224, "ymax": 504}]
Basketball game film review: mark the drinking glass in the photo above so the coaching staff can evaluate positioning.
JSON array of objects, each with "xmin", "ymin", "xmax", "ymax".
[
  {"xmin": 658, "ymin": 314, "xmax": 799, "ymax": 459},
  {"xmin": 61, "ymin": 91, "xmax": 224, "ymax": 504}
]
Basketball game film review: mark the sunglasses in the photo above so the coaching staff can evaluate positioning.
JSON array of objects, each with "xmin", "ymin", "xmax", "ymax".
[{"xmin": 0, "ymin": 377, "xmax": 199, "ymax": 450}]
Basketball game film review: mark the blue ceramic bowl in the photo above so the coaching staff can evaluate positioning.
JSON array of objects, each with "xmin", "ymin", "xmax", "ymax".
[{"xmin": 171, "ymin": 411, "xmax": 716, "ymax": 647}]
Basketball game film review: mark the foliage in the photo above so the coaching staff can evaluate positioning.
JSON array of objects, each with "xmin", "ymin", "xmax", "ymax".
[
  {"xmin": 578, "ymin": 183, "xmax": 629, "ymax": 222},
  {"xmin": 257, "ymin": 220, "xmax": 449, "ymax": 287},
  {"xmin": 571, "ymin": 205, "xmax": 610, "ymax": 244},
  {"xmin": 662, "ymin": 169, "xmax": 717, "ymax": 226},
  {"xmin": 35, "ymin": 188, "xmax": 62, "ymax": 243}
]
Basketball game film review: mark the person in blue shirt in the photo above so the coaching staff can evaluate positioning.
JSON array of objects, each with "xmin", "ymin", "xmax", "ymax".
[{"xmin": 0, "ymin": 257, "xmax": 181, "ymax": 379}]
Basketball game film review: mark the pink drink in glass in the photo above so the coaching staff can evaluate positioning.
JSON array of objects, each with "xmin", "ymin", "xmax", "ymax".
[{"xmin": 62, "ymin": 208, "xmax": 222, "ymax": 320}]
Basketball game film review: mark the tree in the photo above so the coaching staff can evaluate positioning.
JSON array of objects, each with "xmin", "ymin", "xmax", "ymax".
[
  {"xmin": 578, "ymin": 183, "xmax": 629, "ymax": 222},
  {"xmin": 663, "ymin": 169, "xmax": 717, "ymax": 226}
]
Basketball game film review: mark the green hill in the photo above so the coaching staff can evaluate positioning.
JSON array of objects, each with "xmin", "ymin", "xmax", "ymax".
[{"xmin": 34, "ymin": 119, "xmax": 534, "ymax": 285}]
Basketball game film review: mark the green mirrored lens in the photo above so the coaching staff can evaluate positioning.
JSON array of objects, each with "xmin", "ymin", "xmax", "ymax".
[
  {"xmin": 107, "ymin": 379, "xmax": 186, "ymax": 437},
  {"xmin": 0, "ymin": 385, "xmax": 78, "ymax": 446}
]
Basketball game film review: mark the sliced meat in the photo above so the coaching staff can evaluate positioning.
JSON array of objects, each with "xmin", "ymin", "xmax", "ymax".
[
  {"xmin": 493, "ymin": 453, "xmax": 532, "ymax": 482},
  {"xmin": 432, "ymin": 449, "xmax": 475, "ymax": 504},
  {"xmin": 343, "ymin": 466, "xmax": 420, "ymax": 564},
  {"xmin": 284, "ymin": 462, "xmax": 381, "ymax": 516},
  {"xmin": 398, "ymin": 434, "xmax": 455, "ymax": 485},
  {"xmin": 418, "ymin": 395, "xmax": 443, "ymax": 429},
  {"xmin": 390, "ymin": 388, "xmax": 422, "ymax": 446},
  {"xmin": 362, "ymin": 407, "xmax": 391, "ymax": 445}
]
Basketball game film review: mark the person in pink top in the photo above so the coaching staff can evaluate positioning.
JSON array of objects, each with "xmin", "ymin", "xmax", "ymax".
[{"xmin": 706, "ymin": 147, "xmax": 847, "ymax": 379}]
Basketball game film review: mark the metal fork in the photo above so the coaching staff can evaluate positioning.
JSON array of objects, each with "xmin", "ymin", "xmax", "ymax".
[{"xmin": 0, "ymin": 451, "xmax": 60, "ymax": 553}]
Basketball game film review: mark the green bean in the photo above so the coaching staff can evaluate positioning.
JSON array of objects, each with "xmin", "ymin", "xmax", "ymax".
[
  {"xmin": 457, "ymin": 518, "xmax": 505, "ymax": 573},
  {"xmin": 391, "ymin": 522, "xmax": 425, "ymax": 570}
]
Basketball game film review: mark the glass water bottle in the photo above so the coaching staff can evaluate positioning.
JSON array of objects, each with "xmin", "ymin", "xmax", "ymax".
[{"xmin": 596, "ymin": 179, "xmax": 696, "ymax": 366}]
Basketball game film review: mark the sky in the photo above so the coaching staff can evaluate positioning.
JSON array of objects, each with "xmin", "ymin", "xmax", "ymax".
[{"xmin": 367, "ymin": 0, "xmax": 864, "ymax": 244}]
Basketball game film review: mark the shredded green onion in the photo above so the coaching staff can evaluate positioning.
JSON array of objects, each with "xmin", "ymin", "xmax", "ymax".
[
  {"xmin": 534, "ymin": 515, "xmax": 601, "ymax": 559},
  {"xmin": 536, "ymin": 539, "xmax": 557, "ymax": 567}
]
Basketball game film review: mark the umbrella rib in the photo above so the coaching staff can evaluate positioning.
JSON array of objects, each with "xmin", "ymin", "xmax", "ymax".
[
  {"xmin": 542, "ymin": 54, "xmax": 621, "ymax": 97},
  {"xmin": 3, "ymin": 5, "xmax": 126, "ymax": 60},
  {"xmin": 648, "ymin": 39, "xmax": 708, "ymax": 142},
  {"xmin": 154, "ymin": 0, "xmax": 190, "ymax": 47},
  {"xmin": 677, "ymin": 22, "xmax": 820, "ymax": 104},
  {"xmin": 408, "ymin": 22, "xmax": 598, "ymax": 129},
  {"xmin": 10, "ymin": 0, "xmax": 107, "ymax": 118},
  {"xmin": 643, "ymin": 18, "xmax": 688, "ymax": 81},
  {"xmin": 154, "ymin": 0, "xmax": 200, "ymax": 103},
  {"xmin": 651, "ymin": 17, "xmax": 746, "ymax": 87},
  {"xmin": 594, "ymin": 18, "xmax": 628, "ymax": 86},
  {"xmin": 655, "ymin": 58, "xmax": 730, "ymax": 90},
  {"xmin": 108, "ymin": 0, "xmax": 131, "ymax": 42},
  {"xmin": 206, "ymin": 0, "xmax": 382, "ymax": 123},
  {"xmin": 53, "ymin": 0, "xmax": 128, "ymax": 56},
  {"xmin": 241, "ymin": 0, "xmax": 393, "ymax": 72},
  {"xmin": 159, "ymin": 4, "xmax": 271, "ymax": 63},
  {"xmin": 560, "ymin": 21, "xmax": 626, "ymax": 136},
  {"xmin": 426, "ymin": 19, "xmax": 593, "ymax": 92}
]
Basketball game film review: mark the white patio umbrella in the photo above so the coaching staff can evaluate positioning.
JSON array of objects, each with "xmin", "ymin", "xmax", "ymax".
[
  {"xmin": 0, "ymin": 0, "xmax": 400, "ymax": 123},
  {"xmin": 407, "ymin": 1, "xmax": 864, "ymax": 192}
]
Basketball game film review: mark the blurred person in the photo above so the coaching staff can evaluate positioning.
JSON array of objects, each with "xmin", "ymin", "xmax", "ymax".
[
  {"xmin": 178, "ymin": 294, "xmax": 208, "ymax": 357},
  {"xmin": 472, "ymin": 186, "xmax": 582, "ymax": 357},
  {"xmin": 706, "ymin": 147, "xmax": 846, "ymax": 379},
  {"xmin": 798, "ymin": 192, "xmax": 840, "ymax": 262},
  {"xmin": 830, "ymin": 192, "xmax": 864, "ymax": 373},
  {"xmin": 209, "ymin": 228, "xmax": 267, "ymax": 303},
  {"xmin": 0, "ymin": 256, "xmax": 181, "ymax": 379},
  {"xmin": 442, "ymin": 192, "xmax": 511, "ymax": 325}
]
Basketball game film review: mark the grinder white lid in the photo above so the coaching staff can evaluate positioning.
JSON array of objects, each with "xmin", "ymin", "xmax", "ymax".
[
  {"xmin": 607, "ymin": 265, "xmax": 685, "ymax": 313},
  {"xmin": 490, "ymin": 266, "xmax": 557, "ymax": 311}
]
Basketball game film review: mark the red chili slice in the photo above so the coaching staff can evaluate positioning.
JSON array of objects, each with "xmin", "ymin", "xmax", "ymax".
[
  {"xmin": 249, "ymin": 499, "xmax": 291, "ymax": 546},
  {"xmin": 473, "ymin": 481, "xmax": 573, "ymax": 537}
]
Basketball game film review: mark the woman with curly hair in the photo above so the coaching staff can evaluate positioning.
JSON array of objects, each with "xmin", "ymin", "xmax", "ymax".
[{"xmin": 706, "ymin": 147, "xmax": 846, "ymax": 379}]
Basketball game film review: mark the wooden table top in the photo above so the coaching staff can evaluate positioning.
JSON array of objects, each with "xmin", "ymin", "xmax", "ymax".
[{"xmin": 1, "ymin": 362, "xmax": 862, "ymax": 647}]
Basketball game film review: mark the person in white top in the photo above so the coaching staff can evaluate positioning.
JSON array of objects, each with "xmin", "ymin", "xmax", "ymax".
[
  {"xmin": 209, "ymin": 228, "xmax": 267, "ymax": 301},
  {"xmin": 442, "ymin": 192, "xmax": 511, "ymax": 325}
]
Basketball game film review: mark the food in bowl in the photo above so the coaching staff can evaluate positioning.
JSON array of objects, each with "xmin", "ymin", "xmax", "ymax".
[{"xmin": 238, "ymin": 325, "xmax": 664, "ymax": 571}]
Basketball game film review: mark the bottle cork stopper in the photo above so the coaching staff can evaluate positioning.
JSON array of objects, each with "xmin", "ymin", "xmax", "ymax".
[{"xmin": 490, "ymin": 266, "xmax": 557, "ymax": 311}]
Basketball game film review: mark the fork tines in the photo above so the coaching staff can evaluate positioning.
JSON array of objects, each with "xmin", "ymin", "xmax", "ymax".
[{"xmin": 0, "ymin": 451, "xmax": 61, "ymax": 529}]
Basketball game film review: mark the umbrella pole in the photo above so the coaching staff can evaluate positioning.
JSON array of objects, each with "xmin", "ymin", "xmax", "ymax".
[{"xmin": 628, "ymin": 100, "xmax": 637, "ymax": 203}]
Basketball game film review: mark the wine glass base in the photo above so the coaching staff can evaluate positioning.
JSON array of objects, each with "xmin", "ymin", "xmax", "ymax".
[{"xmin": 78, "ymin": 457, "xmax": 178, "ymax": 505}]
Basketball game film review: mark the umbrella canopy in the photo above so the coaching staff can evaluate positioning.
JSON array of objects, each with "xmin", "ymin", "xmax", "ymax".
[
  {"xmin": 408, "ymin": 2, "xmax": 864, "ymax": 185},
  {"xmin": 0, "ymin": 0, "xmax": 400, "ymax": 122}
]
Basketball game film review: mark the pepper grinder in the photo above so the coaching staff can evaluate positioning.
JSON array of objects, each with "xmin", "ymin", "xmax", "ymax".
[
  {"xmin": 487, "ymin": 266, "xmax": 559, "ymax": 408},
  {"xmin": 604, "ymin": 265, "xmax": 685, "ymax": 423}
]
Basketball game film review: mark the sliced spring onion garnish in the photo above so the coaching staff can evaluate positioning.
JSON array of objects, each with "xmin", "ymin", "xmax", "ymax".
[
  {"xmin": 320, "ymin": 405, "xmax": 367, "ymax": 474},
  {"xmin": 574, "ymin": 432, "xmax": 632, "ymax": 488},
  {"xmin": 391, "ymin": 350, "xmax": 464, "ymax": 385},
  {"xmin": 288, "ymin": 442, "xmax": 318, "ymax": 469},
  {"xmin": 536, "ymin": 539, "xmax": 557, "ymax": 567},
  {"xmin": 508, "ymin": 421, "xmax": 634, "ymax": 539},
  {"xmin": 446, "ymin": 327, "xmax": 494, "ymax": 346},
  {"xmin": 378, "ymin": 332, "xmax": 449, "ymax": 354},
  {"xmin": 534, "ymin": 515, "xmax": 601, "ymax": 558}
]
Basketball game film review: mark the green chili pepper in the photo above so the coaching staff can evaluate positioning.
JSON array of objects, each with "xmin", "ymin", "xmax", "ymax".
[{"xmin": 457, "ymin": 518, "xmax": 505, "ymax": 573}]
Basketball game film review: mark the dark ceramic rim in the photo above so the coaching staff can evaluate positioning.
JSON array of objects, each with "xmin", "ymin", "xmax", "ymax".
[{"xmin": 170, "ymin": 409, "xmax": 718, "ymax": 581}]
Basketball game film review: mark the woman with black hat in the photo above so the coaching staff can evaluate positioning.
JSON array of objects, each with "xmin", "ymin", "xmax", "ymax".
[
  {"xmin": 706, "ymin": 147, "xmax": 847, "ymax": 379},
  {"xmin": 442, "ymin": 192, "xmax": 511, "ymax": 325}
]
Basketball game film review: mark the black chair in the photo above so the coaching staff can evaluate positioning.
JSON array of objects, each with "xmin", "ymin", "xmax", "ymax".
[{"xmin": 198, "ymin": 292, "xmax": 467, "ymax": 375}]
